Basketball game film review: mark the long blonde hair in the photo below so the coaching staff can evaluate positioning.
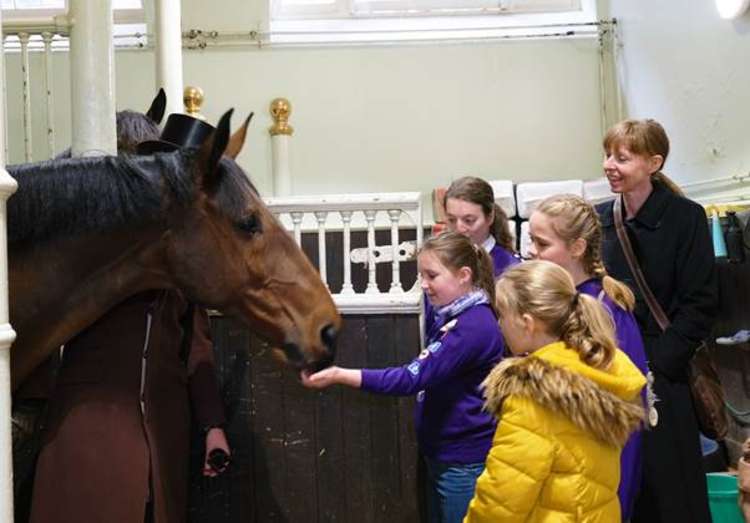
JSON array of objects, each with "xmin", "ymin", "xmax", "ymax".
[
  {"xmin": 603, "ymin": 119, "xmax": 684, "ymax": 196},
  {"xmin": 444, "ymin": 176, "xmax": 515, "ymax": 252},
  {"xmin": 536, "ymin": 194, "xmax": 635, "ymax": 311},
  {"xmin": 421, "ymin": 231, "xmax": 496, "ymax": 312},
  {"xmin": 496, "ymin": 261, "xmax": 617, "ymax": 369}
]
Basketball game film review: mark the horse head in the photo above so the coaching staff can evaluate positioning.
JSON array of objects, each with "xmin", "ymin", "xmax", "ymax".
[
  {"xmin": 7, "ymin": 107, "xmax": 339, "ymax": 389},
  {"xmin": 159, "ymin": 110, "xmax": 340, "ymax": 372}
]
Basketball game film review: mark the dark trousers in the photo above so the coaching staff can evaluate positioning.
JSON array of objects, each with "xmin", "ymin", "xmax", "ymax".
[{"xmin": 632, "ymin": 397, "xmax": 711, "ymax": 523}]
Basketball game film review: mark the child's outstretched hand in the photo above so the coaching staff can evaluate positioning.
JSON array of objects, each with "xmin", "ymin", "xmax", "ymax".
[
  {"xmin": 301, "ymin": 366, "xmax": 341, "ymax": 389},
  {"xmin": 300, "ymin": 366, "xmax": 362, "ymax": 389}
]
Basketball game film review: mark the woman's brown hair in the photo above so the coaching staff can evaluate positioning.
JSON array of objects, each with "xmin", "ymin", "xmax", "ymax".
[
  {"xmin": 443, "ymin": 176, "xmax": 515, "ymax": 252},
  {"xmin": 603, "ymin": 119, "xmax": 684, "ymax": 196}
]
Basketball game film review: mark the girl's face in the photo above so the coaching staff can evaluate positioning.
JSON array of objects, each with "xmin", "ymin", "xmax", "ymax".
[
  {"xmin": 528, "ymin": 212, "xmax": 582, "ymax": 275},
  {"xmin": 497, "ymin": 307, "xmax": 534, "ymax": 356},
  {"xmin": 418, "ymin": 251, "xmax": 472, "ymax": 307},
  {"xmin": 603, "ymin": 145, "xmax": 662, "ymax": 194},
  {"xmin": 445, "ymin": 198, "xmax": 492, "ymax": 246}
]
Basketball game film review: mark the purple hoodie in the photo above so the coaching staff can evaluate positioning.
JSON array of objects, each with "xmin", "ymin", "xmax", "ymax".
[
  {"xmin": 362, "ymin": 300, "xmax": 504, "ymax": 464},
  {"xmin": 578, "ymin": 278, "xmax": 647, "ymax": 521}
]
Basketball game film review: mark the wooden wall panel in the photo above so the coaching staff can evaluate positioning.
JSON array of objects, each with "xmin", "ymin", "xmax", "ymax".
[{"xmin": 189, "ymin": 314, "xmax": 422, "ymax": 523}]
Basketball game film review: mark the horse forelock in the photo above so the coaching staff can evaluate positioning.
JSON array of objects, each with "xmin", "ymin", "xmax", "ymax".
[
  {"xmin": 213, "ymin": 156, "xmax": 259, "ymax": 221},
  {"xmin": 6, "ymin": 149, "xmax": 259, "ymax": 246}
]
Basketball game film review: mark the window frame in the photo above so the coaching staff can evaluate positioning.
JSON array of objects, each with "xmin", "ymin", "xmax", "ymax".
[{"xmin": 269, "ymin": 0, "xmax": 598, "ymax": 45}]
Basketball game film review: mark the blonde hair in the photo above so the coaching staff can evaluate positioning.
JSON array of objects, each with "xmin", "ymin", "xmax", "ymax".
[
  {"xmin": 603, "ymin": 119, "xmax": 684, "ymax": 196},
  {"xmin": 496, "ymin": 261, "xmax": 617, "ymax": 369},
  {"xmin": 444, "ymin": 176, "xmax": 515, "ymax": 252},
  {"xmin": 421, "ymin": 231, "xmax": 496, "ymax": 312},
  {"xmin": 536, "ymin": 194, "xmax": 635, "ymax": 311}
]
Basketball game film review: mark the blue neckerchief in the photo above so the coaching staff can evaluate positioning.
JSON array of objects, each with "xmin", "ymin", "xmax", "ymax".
[{"xmin": 427, "ymin": 290, "xmax": 489, "ymax": 343}]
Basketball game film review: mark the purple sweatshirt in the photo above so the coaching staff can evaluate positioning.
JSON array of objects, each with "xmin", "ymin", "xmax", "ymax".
[
  {"xmin": 578, "ymin": 278, "xmax": 647, "ymax": 521},
  {"xmin": 362, "ymin": 302, "xmax": 504, "ymax": 464}
]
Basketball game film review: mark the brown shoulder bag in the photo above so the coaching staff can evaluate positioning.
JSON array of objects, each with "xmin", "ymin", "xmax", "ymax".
[{"xmin": 613, "ymin": 196, "xmax": 728, "ymax": 440}]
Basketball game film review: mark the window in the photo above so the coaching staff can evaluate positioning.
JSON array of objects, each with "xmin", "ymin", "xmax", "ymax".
[
  {"xmin": 2, "ymin": 0, "xmax": 147, "ymax": 50},
  {"xmin": 274, "ymin": 0, "xmax": 582, "ymax": 19},
  {"xmin": 269, "ymin": 0, "xmax": 597, "ymax": 44}
]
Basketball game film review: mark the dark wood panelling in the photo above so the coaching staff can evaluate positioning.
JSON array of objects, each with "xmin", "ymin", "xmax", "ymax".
[{"xmin": 188, "ymin": 314, "xmax": 421, "ymax": 523}]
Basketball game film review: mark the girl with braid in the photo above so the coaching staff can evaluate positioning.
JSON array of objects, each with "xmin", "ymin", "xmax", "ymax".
[
  {"xmin": 527, "ymin": 194, "xmax": 647, "ymax": 521},
  {"xmin": 464, "ymin": 261, "xmax": 646, "ymax": 522},
  {"xmin": 302, "ymin": 231, "xmax": 504, "ymax": 523}
]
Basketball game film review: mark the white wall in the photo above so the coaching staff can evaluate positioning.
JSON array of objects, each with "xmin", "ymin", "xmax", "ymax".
[
  {"xmin": 608, "ymin": 0, "xmax": 750, "ymax": 189},
  {"xmin": 3, "ymin": 0, "xmax": 611, "ymax": 220}
]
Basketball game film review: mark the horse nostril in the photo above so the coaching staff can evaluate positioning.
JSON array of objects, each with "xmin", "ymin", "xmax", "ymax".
[
  {"xmin": 281, "ymin": 342, "xmax": 304, "ymax": 365},
  {"xmin": 321, "ymin": 324, "xmax": 337, "ymax": 356}
]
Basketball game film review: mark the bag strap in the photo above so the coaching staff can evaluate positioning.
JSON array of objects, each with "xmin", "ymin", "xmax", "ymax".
[{"xmin": 613, "ymin": 195, "xmax": 670, "ymax": 332}]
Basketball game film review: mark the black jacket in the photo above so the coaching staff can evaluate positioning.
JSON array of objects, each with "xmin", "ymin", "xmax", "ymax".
[
  {"xmin": 598, "ymin": 180, "xmax": 717, "ymax": 381},
  {"xmin": 598, "ymin": 179, "xmax": 717, "ymax": 523}
]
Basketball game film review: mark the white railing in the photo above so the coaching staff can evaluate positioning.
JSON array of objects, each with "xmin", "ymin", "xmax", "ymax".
[
  {"xmin": 2, "ymin": 28, "xmax": 67, "ymax": 161},
  {"xmin": 0, "ymin": 8, "xmax": 20, "ymax": 521},
  {"xmin": 265, "ymin": 192, "xmax": 423, "ymax": 314}
]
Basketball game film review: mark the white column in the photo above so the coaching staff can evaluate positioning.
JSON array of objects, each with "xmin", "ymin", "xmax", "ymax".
[
  {"xmin": 290, "ymin": 212, "xmax": 303, "ymax": 246},
  {"xmin": 18, "ymin": 32, "xmax": 32, "ymax": 162},
  {"xmin": 70, "ymin": 0, "xmax": 116, "ymax": 157},
  {"xmin": 154, "ymin": 0, "xmax": 184, "ymax": 117},
  {"xmin": 314, "ymin": 211, "xmax": 328, "ymax": 288},
  {"xmin": 41, "ymin": 32, "xmax": 55, "ymax": 158},
  {"xmin": 364, "ymin": 210, "xmax": 379, "ymax": 295},
  {"xmin": 0, "ymin": 7, "xmax": 19, "ymax": 520},
  {"xmin": 269, "ymin": 98, "xmax": 293, "ymax": 196},
  {"xmin": 388, "ymin": 209, "xmax": 403, "ymax": 293},
  {"xmin": 340, "ymin": 211, "xmax": 355, "ymax": 295}
]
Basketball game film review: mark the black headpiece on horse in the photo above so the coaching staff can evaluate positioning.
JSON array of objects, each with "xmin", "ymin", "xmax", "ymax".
[{"xmin": 137, "ymin": 112, "xmax": 216, "ymax": 154}]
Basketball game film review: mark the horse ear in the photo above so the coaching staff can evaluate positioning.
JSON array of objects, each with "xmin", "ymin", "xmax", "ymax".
[
  {"xmin": 197, "ymin": 108, "xmax": 233, "ymax": 191},
  {"xmin": 225, "ymin": 112, "xmax": 254, "ymax": 159},
  {"xmin": 146, "ymin": 88, "xmax": 167, "ymax": 124}
]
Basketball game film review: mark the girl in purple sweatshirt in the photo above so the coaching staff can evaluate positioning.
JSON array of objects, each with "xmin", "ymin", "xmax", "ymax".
[
  {"xmin": 302, "ymin": 231, "xmax": 504, "ymax": 523},
  {"xmin": 528, "ymin": 194, "xmax": 648, "ymax": 521},
  {"xmin": 425, "ymin": 176, "xmax": 520, "ymax": 336}
]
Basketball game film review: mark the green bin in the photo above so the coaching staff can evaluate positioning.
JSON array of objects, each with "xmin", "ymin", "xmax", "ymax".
[{"xmin": 707, "ymin": 473, "xmax": 744, "ymax": 523}]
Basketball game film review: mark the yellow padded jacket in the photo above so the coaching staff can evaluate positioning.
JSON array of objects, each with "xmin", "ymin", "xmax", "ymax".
[{"xmin": 464, "ymin": 341, "xmax": 646, "ymax": 523}]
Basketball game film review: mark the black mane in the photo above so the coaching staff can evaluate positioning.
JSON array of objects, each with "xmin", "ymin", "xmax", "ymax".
[{"xmin": 7, "ymin": 150, "xmax": 257, "ymax": 246}]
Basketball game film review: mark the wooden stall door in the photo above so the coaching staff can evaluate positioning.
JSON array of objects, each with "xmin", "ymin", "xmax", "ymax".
[{"xmin": 188, "ymin": 314, "xmax": 421, "ymax": 523}]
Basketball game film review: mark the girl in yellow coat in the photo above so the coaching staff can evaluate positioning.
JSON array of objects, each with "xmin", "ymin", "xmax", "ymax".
[{"xmin": 464, "ymin": 261, "xmax": 646, "ymax": 523}]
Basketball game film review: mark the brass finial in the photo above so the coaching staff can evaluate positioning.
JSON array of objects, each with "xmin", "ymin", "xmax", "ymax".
[
  {"xmin": 183, "ymin": 86, "xmax": 206, "ymax": 120},
  {"xmin": 269, "ymin": 97, "xmax": 294, "ymax": 136}
]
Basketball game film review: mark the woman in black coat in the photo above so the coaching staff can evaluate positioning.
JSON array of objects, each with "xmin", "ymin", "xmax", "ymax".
[{"xmin": 597, "ymin": 119, "xmax": 717, "ymax": 523}]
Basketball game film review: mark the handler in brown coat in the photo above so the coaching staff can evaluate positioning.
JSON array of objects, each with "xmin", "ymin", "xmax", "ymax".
[{"xmin": 29, "ymin": 290, "xmax": 227, "ymax": 523}]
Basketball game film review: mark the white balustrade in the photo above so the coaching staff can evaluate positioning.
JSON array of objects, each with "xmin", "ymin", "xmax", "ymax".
[
  {"xmin": 18, "ymin": 32, "xmax": 32, "ymax": 161},
  {"xmin": 2, "ymin": 27, "xmax": 68, "ymax": 161},
  {"xmin": 340, "ymin": 210, "xmax": 355, "ymax": 296},
  {"xmin": 314, "ymin": 211, "xmax": 328, "ymax": 288},
  {"xmin": 0, "ymin": 7, "xmax": 19, "ymax": 519},
  {"xmin": 41, "ymin": 32, "xmax": 55, "ymax": 156},
  {"xmin": 388, "ymin": 209, "xmax": 403, "ymax": 294},
  {"xmin": 265, "ymin": 192, "xmax": 423, "ymax": 314}
]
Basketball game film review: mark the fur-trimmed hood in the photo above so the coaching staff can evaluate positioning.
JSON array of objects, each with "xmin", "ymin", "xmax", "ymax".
[{"xmin": 482, "ymin": 342, "xmax": 646, "ymax": 447}]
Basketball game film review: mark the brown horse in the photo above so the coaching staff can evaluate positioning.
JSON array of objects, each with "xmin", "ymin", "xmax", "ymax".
[{"xmin": 7, "ymin": 109, "xmax": 340, "ymax": 391}]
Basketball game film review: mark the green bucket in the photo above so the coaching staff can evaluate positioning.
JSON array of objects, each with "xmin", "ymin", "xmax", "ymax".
[{"xmin": 707, "ymin": 473, "xmax": 744, "ymax": 523}]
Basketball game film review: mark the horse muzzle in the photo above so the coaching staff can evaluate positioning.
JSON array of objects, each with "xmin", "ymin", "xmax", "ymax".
[{"xmin": 281, "ymin": 322, "xmax": 338, "ymax": 372}]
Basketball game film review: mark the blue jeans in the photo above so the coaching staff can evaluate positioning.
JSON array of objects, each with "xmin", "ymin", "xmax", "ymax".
[{"xmin": 423, "ymin": 456, "xmax": 485, "ymax": 523}]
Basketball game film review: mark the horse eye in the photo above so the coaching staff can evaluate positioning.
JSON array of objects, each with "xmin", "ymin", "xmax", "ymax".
[{"xmin": 236, "ymin": 213, "xmax": 262, "ymax": 235}]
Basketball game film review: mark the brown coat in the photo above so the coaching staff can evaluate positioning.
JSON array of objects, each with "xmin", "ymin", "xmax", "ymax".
[{"xmin": 30, "ymin": 291, "xmax": 225, "ymax": 523}]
